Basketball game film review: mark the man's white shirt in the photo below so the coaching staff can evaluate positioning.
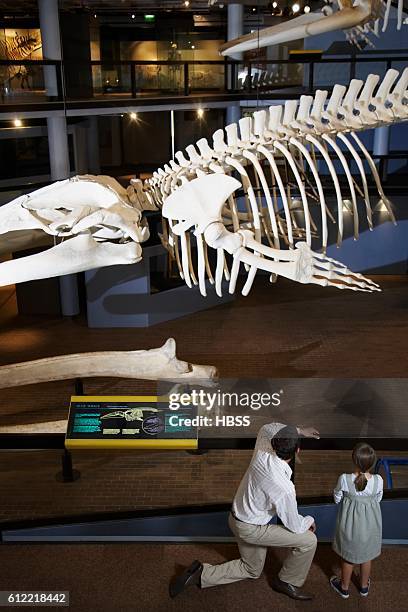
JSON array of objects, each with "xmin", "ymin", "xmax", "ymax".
[{"xmin": 232, "ymin": 422, "xmax": 314, "ymax": 533}]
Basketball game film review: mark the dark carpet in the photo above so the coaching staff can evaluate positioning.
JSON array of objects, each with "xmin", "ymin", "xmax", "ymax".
[{"xmin": 0, "ymin": 543, "xmax": 406, "ymax": 611}]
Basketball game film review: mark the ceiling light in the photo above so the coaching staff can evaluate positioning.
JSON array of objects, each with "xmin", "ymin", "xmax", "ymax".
[
  {"xmin": 184, "ymin": 1, "xmax": 190, "ymax": 6},
  {"xmin": 13, "ymin": 118, "xmax": 22, "ymax": 127},
  {"xmin": 292, "ymin": 3, "xmax": 300, "ymax": 13},
  {"xmin": 131, "ymin": 13, "xmax": 135, "ymax": 19},
  {"xmin": 272, "ymin": 1, "xmax": 278, "ymax": 7},
  {"xmin": 197, "ymin": 108, "xmax": 204, "ymax": 119},
  {"xmin": 129, "ymin": 112, "xmax": 137, "ymax": 120},
  {"xmin": 304, "ymin": 5, "xmax": 311, "ymax": 12}
]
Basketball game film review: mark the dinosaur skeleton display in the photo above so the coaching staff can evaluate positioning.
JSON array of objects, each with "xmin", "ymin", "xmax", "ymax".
[
  {"xmin": 0, "ymin": 31, "xmax": 42, "ymax": 94},
  {"xmin": 218, "ymin": 0, "xmax": 407, "ymax": 55},
  {"xmin": 146, "ymin": 67, "xmax": 408, "ymax": 297}
]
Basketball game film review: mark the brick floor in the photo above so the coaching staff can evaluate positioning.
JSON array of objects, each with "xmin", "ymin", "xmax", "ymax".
[
  {"xmin": 1, "ymin": 277, "xmax": 408, "ymax": 521},
  {"xmin": 0, "ymin": 448, "xmax": 407, "ymax": 522}
]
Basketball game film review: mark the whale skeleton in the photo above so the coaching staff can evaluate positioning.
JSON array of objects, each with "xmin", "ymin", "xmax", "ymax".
[
  {"xmin": 0, "ymin": 175, "xmax": 153, "ymax": 287},
  {"xmin": 216, "ymin": 0, "xmax": 407, "ymax": 55},
  {"xmin": 145, "ymin": 67, "xmax": 408, "ymax": 297},
  {"xmin": 0, "ymin": 70, "xmax": 406, "ymax": 295}
]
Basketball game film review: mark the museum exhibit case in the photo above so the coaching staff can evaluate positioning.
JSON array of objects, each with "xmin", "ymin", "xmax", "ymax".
[{"xmin": 1, "ymin": 0, "xmax": 408, "ymax": 610}]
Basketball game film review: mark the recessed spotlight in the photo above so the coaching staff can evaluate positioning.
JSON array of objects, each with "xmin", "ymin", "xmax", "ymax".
[
  {"xmin": 292, "ymin": 3, "xmax": 300, "ymax": 12},
  {"xmin": 131, "ymin": 13, "xmax": 135, "ymax": 19},
  {"xmin": 304, "ymin": 4, "xmax": 311, "ymax": 12},
  {"xmin": 272, "ymin": 1, "xmax": 278, "ymax": 7},
  {"xmin": 94, "ymin": 13, "xmax": 97, "ymax": 19},
  {"xmin": 13, "ymin": 118, "xmax": 22, "ymax": 127},
  {"xmin": 191, "ymin": 45, "xmax": 195, "ymax": 49},
  {"xmin": 184, "ymin": 1, "xmax": 190, "ymax": 6},
  {"xmin": 197, "ymin": 108, "xmax": 204, "ymax": 119},
  {"xmin": 130, "ymin": 112, "xmax": 137, "ymax": 120}
]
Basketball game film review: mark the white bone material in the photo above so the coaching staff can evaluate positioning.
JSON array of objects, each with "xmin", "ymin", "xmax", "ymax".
[
  {"xmin": 0, "ymin": 174, "xmax": 151, "ymax": 286},
  {"xmin": 218, "ymin": 0, "xmax": 404, "ymax": 55},
  {"xmin": 1, "ymin": 71, "xmax": 406, "ymax": 297},
  {"xmin": 0, "ymin": 338, "xmax": 217, "ymax": 390},
  {"xmin": 151, "ymin": 69, "xmax": 408, "ymax": 298},
  {"xmin": 162, "ymin": 175, "xmax": 381, "ymax": 296}
]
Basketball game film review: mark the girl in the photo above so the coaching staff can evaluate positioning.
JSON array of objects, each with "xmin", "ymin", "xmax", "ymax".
[{"xmin": 330, "ymin": 442, "xmax": 383, "ymax": 599}]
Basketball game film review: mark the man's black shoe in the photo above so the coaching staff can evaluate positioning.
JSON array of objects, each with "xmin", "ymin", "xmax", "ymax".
[
  {"xmin": 169, "ymin": 560, "xmax": 203, "ymax": 598},
  {"xmin": 271, "ymin": 577, "xmax": 314, "ymax": 601}
]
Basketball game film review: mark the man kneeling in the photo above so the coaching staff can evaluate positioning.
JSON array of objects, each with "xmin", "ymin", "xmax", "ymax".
[{"xmin": 170, "ymin": 422, "xmax": 319, "ymax": 601}]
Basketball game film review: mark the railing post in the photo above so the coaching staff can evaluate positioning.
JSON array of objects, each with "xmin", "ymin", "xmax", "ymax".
[
  {"xmin": 55, "ymin": 60, "xmax": 64, "ymax": 101},
  {"xmin": 131, "ymin": 63, "xmax": 136, "ymax": 97},
  {"xmin": 349, "ymin": 56, "xmax": 356, "ymax": 81},
  {"xmin": 184, "ymin": 62, "xmax": 189, "ymax": 96},
  {"xmin": 56, "ymin": 449, "xmax": 80, "ymax": 483},
  {"xmin": 247, "ymin": 63, "xmax": 252, "ymax": 93},
  {"xmin": 75, "ymin": 378, "xmax": 84, "ymax": 396},
  {"xmin": 308, "ymin": 60, "xmax": 314, "ymax": 93}
]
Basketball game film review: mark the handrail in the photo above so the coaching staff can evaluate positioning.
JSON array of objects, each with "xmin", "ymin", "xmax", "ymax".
[
  {"xmin": 1, "ymin": 54, "xmax": 408, "ymax": 67},
  {"xmin": 1, "ymin": 434, "xmax": 408, "ymax": 451},
  {"xmin": 0, "ymin": 52, "xmax": 407, "ymax": 103}
]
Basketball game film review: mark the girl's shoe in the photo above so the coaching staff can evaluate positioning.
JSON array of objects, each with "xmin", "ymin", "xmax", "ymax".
[
  {"xmin": 359, "ymin": 578, "xmax": 371, "ymax": 597},
  {"xmin": 330, "ymin": 576, "xmax": 350, "ymax": 599}
]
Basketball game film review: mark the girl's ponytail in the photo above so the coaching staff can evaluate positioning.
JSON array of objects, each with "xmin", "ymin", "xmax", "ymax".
[
  {"xmin": 354, "ymin": 471, "xmax": 368, "ymax": 492},
  {"xmin": 352, "ymin": 443, "xmax": 376, "ymax": 492}
]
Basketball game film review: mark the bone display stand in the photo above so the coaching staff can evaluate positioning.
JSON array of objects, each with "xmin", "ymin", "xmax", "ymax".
[{"xmin": 85, "ymin": 243, "xmax": 233, "ymax": 328}]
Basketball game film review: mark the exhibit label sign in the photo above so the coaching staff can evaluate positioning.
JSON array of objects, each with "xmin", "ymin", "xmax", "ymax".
[{"xmin": 65, "ymin": 396, "xmax": 198, "ymax": 450}]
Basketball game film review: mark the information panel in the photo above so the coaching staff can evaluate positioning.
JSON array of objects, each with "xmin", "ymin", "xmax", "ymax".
[{"xmin": 65, "ymin": 396, "xmax": 198, "ymax": 450}]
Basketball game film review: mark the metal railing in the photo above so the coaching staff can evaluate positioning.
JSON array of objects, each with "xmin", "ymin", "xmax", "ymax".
[{"xmin": 0, "ymin": 52, "xmax": 407, "ymax": 106}]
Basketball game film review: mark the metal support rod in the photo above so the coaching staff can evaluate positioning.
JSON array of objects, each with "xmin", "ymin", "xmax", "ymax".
[
  {"xmin": 74, "ymin": 378, "xmax": 84, "ymax": 396},
  {"xmin": 247, "ymin": 64, "xmax": 252, "ymax": 93},
  {"xmin": 170, "ymin": 109, "xmax": 175, "ymax": 160},
  {"xmin": 131, "ymin": 63, "xmax": 136, "ymax": 98},
  {"xmin": 184, "ymin": 63, "xmax": 189, "ymax": 96},
  {"xmin": 308, "ymin": 62, "xmax": 314, "ymax": 93},
  {"xmin": 224, "ymin": 57, "xmax": 229, "ymax": 92},
  {"xmin": 56, "ymin": 449, "xmax": 80, "ymax": 483},
  {"xmin": 349, "ymin": 56, "xmax": 356, "ymax": 81}
]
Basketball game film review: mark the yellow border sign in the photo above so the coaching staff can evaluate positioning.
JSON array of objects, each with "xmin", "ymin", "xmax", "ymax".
[{"xmin": 65, "ymin": 396, "xmax": 198, "ymax": 450}]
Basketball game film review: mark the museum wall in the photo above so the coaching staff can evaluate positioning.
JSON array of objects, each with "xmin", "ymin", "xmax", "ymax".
[
  {"xmin": 173, "ymin": 108, "xmax": 226, "ymax": 154},
  {"xmin": 121, "ymin": 112, "xmax": 172, "ymax": 168}
]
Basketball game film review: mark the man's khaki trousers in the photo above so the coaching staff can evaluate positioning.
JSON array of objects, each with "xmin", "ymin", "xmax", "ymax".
[{"xmin": 201, "ymin": 514, "xmax": 317, "ymax": 589}]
